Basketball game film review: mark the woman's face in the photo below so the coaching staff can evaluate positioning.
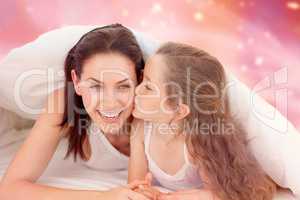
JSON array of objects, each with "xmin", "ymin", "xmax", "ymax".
[
  {"xmin": 133, "ymin": 55, "xmax": 176, "ymax": 123},
  {"xmin": 72, "ymin": 53, "xmax": 137, "ymax": 134}
]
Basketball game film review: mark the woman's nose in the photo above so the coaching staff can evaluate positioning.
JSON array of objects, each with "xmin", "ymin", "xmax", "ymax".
[{"xmin": 100, "ymin": 90, "xmax": 118, "ymax": 108}]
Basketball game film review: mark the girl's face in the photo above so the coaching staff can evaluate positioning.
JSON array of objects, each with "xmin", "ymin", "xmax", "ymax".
[
  {"xmin": 133, "ymin": 55, "xmax": 177, "ymax": 123},
  {"xmin": 72, "ymin": 53, "xmax": 137, "ymax": 134}
]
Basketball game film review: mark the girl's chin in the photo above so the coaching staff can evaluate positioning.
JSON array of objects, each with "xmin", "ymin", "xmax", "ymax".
[
  {"xmin": 132, "ymin": 109, "xmax": 144, "ymax": 119},
  {"xmin": 132, "ymin": 109, "xmax": 154, "ymax": 122}
]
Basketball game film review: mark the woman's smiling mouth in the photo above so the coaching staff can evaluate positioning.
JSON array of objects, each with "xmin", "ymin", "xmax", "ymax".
[{"xmin": 96, "ymin": 109, "xmax": 123, "ymax": 123}]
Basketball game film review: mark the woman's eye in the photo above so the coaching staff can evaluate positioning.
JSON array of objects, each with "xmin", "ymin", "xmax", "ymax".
[
  {"xmin": 118, "ymin": 84, "xmax": 131, "ymax": 90},
  {"xmin": 90, "ymin": 85, "xmax": 102, "ymax": 91}
]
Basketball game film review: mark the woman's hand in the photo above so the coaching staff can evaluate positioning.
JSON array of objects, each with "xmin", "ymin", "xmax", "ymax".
[
  {"xmin": 131, "ymin": 173, "xmax": 162, "ymax": 200},
  {"xmin": 134, "ymin": 184, "xmax": 161, "ymax": 200},
  {"xmin": 104, "ymin": 180, "xmax": 152, "ymax": 200},
  {"xmin": 158, "ymin": 189, "xmax": 220, "ymax": 200}
]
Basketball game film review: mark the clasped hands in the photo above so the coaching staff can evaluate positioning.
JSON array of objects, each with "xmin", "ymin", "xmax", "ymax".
[{"xmin": 130, "ymin": 173, "xmax": 208, "ymax": 200}]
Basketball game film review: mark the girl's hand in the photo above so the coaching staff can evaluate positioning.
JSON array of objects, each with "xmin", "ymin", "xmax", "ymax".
[
  {"xmin": 104, "ymin": 180, "xmax": 151, "ymax": 200},
  {"xmin": 130, "ymin": 173, "xmax": 153, "ymax": 190},
  {"xmin": 134, "ymin": 186, "xmax": 161, "ymax": 200},
  {"xmin": 158, "ymin": 189, "xmax": 219, "ymax": 200},
  {"xmin": 132, "ymin": 173, "xmax": 162, "ymax": 200}
]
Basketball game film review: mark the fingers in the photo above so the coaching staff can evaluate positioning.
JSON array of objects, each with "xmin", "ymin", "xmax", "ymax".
[
  {"xmin": 128, "ymin": 180, "xmax": 148, "ymax": 190},
  {"xmin": 134, "ymin": 188, "xmax": 156, "ymax": 200},
  {"xmin": 158, "ymin": 193, "xmax": 178, "ymax": 200},
  {"xmin": 172, "ymin": 189, "xmax": 201, "ymax": 194},
  {"xmin": 128, "ymin": 172, "xmax": 153, "ymax": 190},
  {"xmin": 128, "ymin": 190, "xmax": 151, "ymax": 200},
  {"xmin": 145, "ymin": 173, "xmax": 153, "ymax": 186}
]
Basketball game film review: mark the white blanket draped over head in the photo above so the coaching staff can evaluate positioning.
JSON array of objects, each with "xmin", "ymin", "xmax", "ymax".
[{"xmin": 0, "ymin": 25, "xmax": 299, "ymax": 199}]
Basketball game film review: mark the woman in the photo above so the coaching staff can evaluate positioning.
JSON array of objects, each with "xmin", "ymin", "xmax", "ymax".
[{"xmin": 0, "ymin": 24, "xmax": 150, "ymax": 200}]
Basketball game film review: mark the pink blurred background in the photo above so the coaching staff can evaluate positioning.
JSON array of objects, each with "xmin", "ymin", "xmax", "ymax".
[{"xmin": 0, "ymin": 0, "xmax": 299, "ymax": 131}]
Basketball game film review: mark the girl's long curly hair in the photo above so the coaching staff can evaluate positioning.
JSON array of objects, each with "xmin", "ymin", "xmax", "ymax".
[{"xmin": 156, "ymin": 42, "xmax": 276, "ymax": 200}]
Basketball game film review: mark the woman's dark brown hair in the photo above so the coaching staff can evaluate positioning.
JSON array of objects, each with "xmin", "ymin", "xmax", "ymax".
[
  {"xmin": 61, "ymin": 24, "xmax": 144, "ymax": 161},
  {"xmin": 156, "ymin": 42, "xmax": 276, "ymax": 200}
]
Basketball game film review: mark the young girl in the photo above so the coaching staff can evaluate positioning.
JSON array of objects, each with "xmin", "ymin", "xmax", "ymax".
[{"xmin": 129, "ymin": 42, "xmax": 276, "ymax": 200}]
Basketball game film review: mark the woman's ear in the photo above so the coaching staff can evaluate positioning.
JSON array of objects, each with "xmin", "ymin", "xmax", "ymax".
[
  {"xmin": 174, "ymin": 103, "xmax": 190, "ymax": 121},
  {"xmin": 71, "ymin": 69, "xmax": 82, "ymax": 96}
]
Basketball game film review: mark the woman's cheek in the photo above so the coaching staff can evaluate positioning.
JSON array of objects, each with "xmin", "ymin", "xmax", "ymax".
[
  {"xmin": 117, "ymin": 91, "xmax": 135, "ymax": 109},
  {"xmin": 82, "ymin": 91, "xmax": 100, "ymax": 111}
]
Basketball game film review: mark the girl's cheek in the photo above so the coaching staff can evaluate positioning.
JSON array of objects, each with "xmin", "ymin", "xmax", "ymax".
[{"xmin": 140, "ymin": 97, "xmax": 160, "ymax": 113}]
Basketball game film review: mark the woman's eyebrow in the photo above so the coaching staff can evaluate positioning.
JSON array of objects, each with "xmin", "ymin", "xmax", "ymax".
[
  {"xmin": 86, "ymin": 77, "xmax": 129, "ymax": 84},
  {"xmin": 117, "ymin": 78, "xmax": 129, "ymax": 84},
  {"xmin": 86, "ymin": 77, "xmax": 103, "ymax": 83}
]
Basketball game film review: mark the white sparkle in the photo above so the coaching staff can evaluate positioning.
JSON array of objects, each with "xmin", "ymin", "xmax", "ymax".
[
  {"xmin": 287, "ymin": 1, "xmax": 300, "ymax": 10},
  {"xmin": 194, "ymin": 12, "xmax": 204, "ymax": 22},
  {"xmin": 140, "ymin": 20, "xmax": 147, "ymax": 27},
  {"xmin": 237, "ymin": 43, "xmax": 244, "ymax": 50},
  {"xmin": 241, "ymin": 65, "xmax": 248, "ymax": 72},
  {"xmin": 121, "ymin": 9, "xmax": 129, "ymax": 17},
  {"xmin": 255, "ymin": 56, "xmax": 264, "ymax": 66},
  {"xmin": 152, "ymin": 3, "xmax": 162, "ymax": 13}
]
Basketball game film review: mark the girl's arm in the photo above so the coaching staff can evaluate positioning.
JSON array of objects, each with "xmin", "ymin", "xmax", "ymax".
[
  {"xmin": 128, "ymin": 119, "xmax": 149, "ymax": 183},
  {"xmin": 0, "ymin": 89, "xmax": 149, "ymax": 200}
]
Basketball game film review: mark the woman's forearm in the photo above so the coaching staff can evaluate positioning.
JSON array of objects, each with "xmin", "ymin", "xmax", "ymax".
[{"xmin": 0, "ymin": 180, "xmax": 107, "ymax": 200}]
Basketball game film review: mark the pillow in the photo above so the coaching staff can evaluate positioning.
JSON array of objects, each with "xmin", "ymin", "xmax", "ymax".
[
  {"xmin": 0, "ymin": 25, "xmax": 159, "ymax": 119},
  {"xmin": 226, "ymin": 71, "xmax": 300, "ymax": 198},
  {"xmin": 0, "ymin": 25, "xmax": 299, "ymax": 198}
]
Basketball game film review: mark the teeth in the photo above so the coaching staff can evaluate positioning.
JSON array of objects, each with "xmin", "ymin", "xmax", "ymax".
[{"xmin": 97, "ymin": 110, "xmax": 122, "ymax": 118}]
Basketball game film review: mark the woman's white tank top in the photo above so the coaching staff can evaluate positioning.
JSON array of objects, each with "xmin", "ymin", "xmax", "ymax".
[{"xmin": 81, "ymin": 122, "xmax": 129, "ymax": 171}]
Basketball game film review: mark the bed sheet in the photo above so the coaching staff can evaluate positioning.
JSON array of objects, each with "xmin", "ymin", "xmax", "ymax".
[{"xmin": 0, "ymin": 128, "xmax": 297, "ymax": 199}]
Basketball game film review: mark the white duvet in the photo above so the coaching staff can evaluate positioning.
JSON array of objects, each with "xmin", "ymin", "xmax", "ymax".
[
  {"xmin": 0, "ymin": 25, "xmax": 299, "ymax": 199},
  {"xmin": 0, "ymin": 109, "xmax": 296, "ymax": 200}
]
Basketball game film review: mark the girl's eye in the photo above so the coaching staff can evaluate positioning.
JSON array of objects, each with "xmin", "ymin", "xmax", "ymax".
[
  {"xmin": 118, "ymin": 84, "xmax": 131, "ymax": 90},
  {"xmin": 145, "ymin": 84, "xmax": 152, "ymax": 91}
]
